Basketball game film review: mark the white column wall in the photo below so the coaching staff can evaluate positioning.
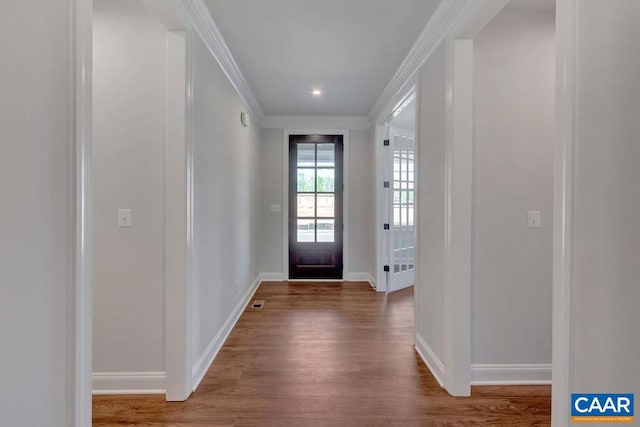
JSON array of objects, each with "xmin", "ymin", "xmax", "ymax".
[
  {"xmin": 414, "ymin": 43, "xmax": 448, "ymax": 382},
  {"xmin": 570, "ymin": 0, "xmax": 640, "ymax": 399},
  {"xmin": 0, "ymin": 1, "xmax": 75, "ymax": 425}
]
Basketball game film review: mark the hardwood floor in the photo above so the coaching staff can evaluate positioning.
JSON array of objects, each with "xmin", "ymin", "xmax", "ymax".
[{"xmin": 93, "ymin": 282, "xmax": 551, "ymax": 426}]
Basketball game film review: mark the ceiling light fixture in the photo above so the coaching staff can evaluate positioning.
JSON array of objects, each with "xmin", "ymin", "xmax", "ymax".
[{"xmin": 312, "ymin": 89, "xmax": 322, "ymax": 96}]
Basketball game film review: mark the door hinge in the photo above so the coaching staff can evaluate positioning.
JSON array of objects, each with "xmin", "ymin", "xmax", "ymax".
[
  {"xmin": 383, "ymin": 265, "xmax": 390, "ymax": 272},
  {"xmin": 383, "ymin": 139, "xmax": 390, "ymax": 146},
  {"xmin": 383, "ymin": 181, "xmax": 390, "ymax": 188},
  {"xmin": 383, "ymin": 223, "xmax": 389, "ymax": 230}
]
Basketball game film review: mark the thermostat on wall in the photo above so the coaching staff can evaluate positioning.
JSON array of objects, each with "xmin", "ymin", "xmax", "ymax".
[{"xmin": 240, "ymin": 111, "xmax": 250, "ymax": 128}]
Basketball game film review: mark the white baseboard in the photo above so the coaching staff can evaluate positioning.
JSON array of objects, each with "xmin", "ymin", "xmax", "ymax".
[
  {"xmin": 471, "ymin": 364, "xmax": 552, "ymax": 385},
  {"xmin": 92, "ymin": 371, "xmax": 166, "ymax": 395},
  {"xmin": 345, "ymin": 272, "xmax": 376, "ymax": 289},
  {"xmin": 415, "ymin": 333, "xmax": 445, "ymax": 388},
  {"xmin": 260, "ymin": 272, "xmax": 284, "ymax": 282},
  {"xmin": 191, "ymin": 275, "xmax": 261, "ymax": 391}
]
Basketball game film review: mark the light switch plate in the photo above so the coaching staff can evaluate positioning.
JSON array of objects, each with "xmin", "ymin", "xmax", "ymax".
[
  {"xmin": 118, "ymin": 209, "xmax": 132, "ymax": 228},
  {"xmin": 528, "ymin": 211, "xmax": 541, "ymax": 229},
  {"xmin": 270, "ymin": 204, "xmax": 281, "ymax": 213}
]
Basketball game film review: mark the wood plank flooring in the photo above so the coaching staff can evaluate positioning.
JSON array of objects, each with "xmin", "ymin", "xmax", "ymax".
[{"xmin": 93, "ymin": 281, "xmax": 551, "ymax": 426}]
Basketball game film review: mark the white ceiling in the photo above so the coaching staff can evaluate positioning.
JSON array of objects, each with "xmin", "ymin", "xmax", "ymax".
[{"xmin": 203, "ymin": 0, "xmax": 441, "ymax": 116}]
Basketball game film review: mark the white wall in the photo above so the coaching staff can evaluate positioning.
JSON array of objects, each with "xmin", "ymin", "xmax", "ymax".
[
  {"xmin": 414, "ymin": 42, "xmax": 447, "ymax": 382},
  {"xmin": 347, "ymin": 129, "xmax": 375, "ymax": 276},
  {"xmin": 93, "ymin": 0, "xmax": 167, "ymax": 382},
  {"xmin": 0, "ymin": 2, "xmax": 74, "ymax": 426},
  {"xmin": 570, "ymin": 0, "xmax": 640, "ymax": 399},
  {"xmin": 256, "ymin": 128, "xmax": 375, "ymax": 279},
  {"xmin": 472, "ymin": 10, "xmax": 554, "ymax": 369},
  {"xmin": 190, "ymin": 33, "xmax": 262, "ymax": 384},
  {"xmin": 258, "ymin": 128, "xmax": 285, "ymax": 275}
]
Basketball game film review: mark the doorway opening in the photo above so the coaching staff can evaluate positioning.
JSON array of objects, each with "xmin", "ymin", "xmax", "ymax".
[
  {"xmin": 288, "ymin": 134, "xmax": 344, "ymax": 279},
  {"xmin": 91, "ymin": 0, "xmax": 190, "ymax": 402}
]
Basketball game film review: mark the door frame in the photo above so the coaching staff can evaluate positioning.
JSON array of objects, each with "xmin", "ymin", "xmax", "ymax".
[
  {"xmin": 553, "ymin": 0, "xmax": 577, "ymax": 423},
  {"xmin": 73, "ymin": 0, "xmax": 193, "ymax": 423},
  {"xmin": 73, "ymin": 0, "xmax": 93, "ymax": 424},
  {"xmin": 283, "ymin": 130, "xmax": 349, "ymax": 281},
  {"xmin": 374, "ymin": 86, "xmax": 416, "ymax": 294}
]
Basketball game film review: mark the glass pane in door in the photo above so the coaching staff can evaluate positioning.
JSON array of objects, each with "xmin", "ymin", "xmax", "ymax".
[
  {"xmin": 316, "ymin": 194, "xmax": 335, "ymax": 217},
  {"xmin": 316, "ymin": 144, "xmax": 335, "ymax": 167},
  {"xmin": 297, "ymin": 169, "xmax": 315, "ymax": 192},
  {"xmin": 297, "ymin": 219, "xmax": 315, "ymax": 242},
  {"xmin": 297, "ymin": 144, "xmax": 315, "ymax": 167},
  {"xmin": 316, "ymin": 168, "xmax": 335, "ymax": 192},
  {"xmin": 391, "ymin": 132, "xmax": 415, "ymax": 274},
  {"xmin": 316, "ymin": 219, "xmax": 335, "ymax": 242}
]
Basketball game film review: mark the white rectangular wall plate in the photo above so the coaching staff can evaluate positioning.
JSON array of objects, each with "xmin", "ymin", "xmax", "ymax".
[
  {"xmin": 527, "ymin": 210, "xmax": 541, "ymax": 229},
  {"xmin": 118, "ymin": 209, "xmax": 132, "ymax": 228},
  {"xmin": 240, "ymin": 111, "xmax": 250, "ymax": 127}
]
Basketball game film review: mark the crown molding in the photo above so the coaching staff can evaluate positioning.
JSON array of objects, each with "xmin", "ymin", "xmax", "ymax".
[
  {"xmin": 368, "ymin": 0, "xmax": 489, "ymax": 124},
  {"xmin": 164, "ymin": 0, "xmax": 265, "ymax": 122},
  {"xmin": 262, "ymin": 115, "xmax": 371, "ymax": 130}
]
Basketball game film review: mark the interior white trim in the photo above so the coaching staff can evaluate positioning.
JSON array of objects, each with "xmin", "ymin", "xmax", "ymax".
[
  {"xmin": 413, "ymin": 82, "xmax": 421, "ymax": 339},
  {"xmin": 282, "ymin": 134, "xmax": 289, "ymax": 279},
  {"xmin": 442, "ymin": 38, "xmax": 473, "ymax": 397},
  {"xmin": 73, "ymin": 0, "xmax": 93, "ymax": 425},
  {"xmin": 183, "ymin": 29, "xmax": 196, "ymax": 398},
  {"xmin": 163, "ymin": 0, "xmax": 264, "ymax": 122},
  {"xmin": 92, "ymin": 372, "xmax": 166, "ymax": 395},
  {"xmin": 369, "ymin": 0, "xmax": 491, "ymax": 124},
  {"xmin": 373, "ymin": 125, "xmax": 388, "ymax": 292},
  {"xmin": 379, "ymin": 78, "xmax": 419, "ymax": 128},
  {"xmin": 282, "ymin": 129, "xmax": 350, "ymax": 281},
  {"xmin": 345, "ymin": 272, "xmax": 376, "ymax": 288},
  {"xmin": 471, "ymin": 364, "xmax": 552, "ymax": 385},
  {"xmin": 163, "ymin": 24, "xmax": 190, "ymax": 401},
  {"xmin": 263, "ymin": 116, "xmax": 371, "ymax": 130},
  {"xmin": 260, "ymin": 273, "xmax": 285, "ymax": 282},
  {"xmin": 191, "ymin": 275, "xmax": 261, "ymax": 391},
  {"xmin": 553, "ymin": 0, "xmax": 577, "ymax": 424},
  {"xmin": 415, "ymin": 334, "xmax": 445, "ymax": 388}
]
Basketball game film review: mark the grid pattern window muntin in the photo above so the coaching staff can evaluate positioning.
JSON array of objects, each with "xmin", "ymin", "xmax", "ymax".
[
  {"xmin": 297, "ymin": 142, "xmax": 336, "ymax": 242},
  {"xmin": 392, "ymin": 134, "xmax": 415, "ymax": 272}
]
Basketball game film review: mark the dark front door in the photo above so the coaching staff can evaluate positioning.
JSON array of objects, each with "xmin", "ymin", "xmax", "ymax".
[{"xmin": 289, "ymin": 135, "xmax": 343, "ymax": 279}]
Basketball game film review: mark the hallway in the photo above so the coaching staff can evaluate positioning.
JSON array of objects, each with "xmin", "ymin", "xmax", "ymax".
[{"xmin": 93, "ymin": 282, "xmax": 550, "ymax": 426}]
